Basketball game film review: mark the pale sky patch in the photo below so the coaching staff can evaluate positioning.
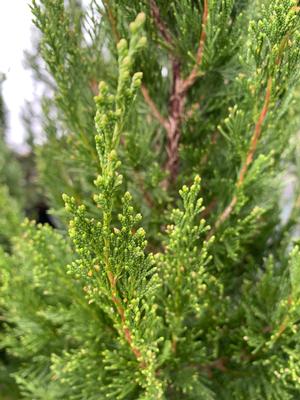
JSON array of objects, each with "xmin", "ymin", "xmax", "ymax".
[
  {"xmin": 0, "ymin": 1, "xmax": 34, "ymax": 151},
  {"xmin": 0, "ymin": 0, "xmax": 90, "ymax": 153}
]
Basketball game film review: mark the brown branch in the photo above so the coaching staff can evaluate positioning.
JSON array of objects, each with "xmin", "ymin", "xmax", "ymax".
[
  {"xmin": 237, "ymin": 77, "xmax": 273, "ymax": 188},
  {"xmin": 102, "ymin": 0, "xmax": 120, "ymax": 43},
  {"xmin": 208, "ymin": 77, "xmax": 273, "ymax": 238},
  {"xmin": 272, "ymin": 296, "xmax": 293, "ymax": 343},
  {"xmin": 188, "ymin": 357, "xmax": 229, "ymax": 379},
  {"xmin": 150, "ymin": 0, "xmax": 209, "ymax": 188},
  {"xmin": 184, "ymin": 100, "xmax": 202, "ymax": 121},
  {"xmin": 181, "ymin": 0, "xmax": 209, "ymax": 94},
  {"xmin": 102, "ymin": 216, "xmax": 145, "ymax": 366},
  {"xmin": 206, "ymin": 30, "xmax": 293, "ymax": 237},
  {"xmin": 149, "ymin": 0, "xmax": 174, "ymax": 46},
  {"xmin": 107, "ymin": 271, "xmax": 146, "ymax": 367},
  {"xmin": 162, "ymin": 60, "xmax": 186, "ymax": 188},
  {"xmin": 148, "ymin": 0, "xmax": 183, "ymax": 188},
  {"xmin": 141, "ymin": 84, "xmax": 169, "ymax": 130},
  {"xmin": 105, "ymin": 0, "xmax": 209, "ymax": 189},
  {"xmin": 202, "ymin": 357, "xmax": 228, "ymax": 378}
]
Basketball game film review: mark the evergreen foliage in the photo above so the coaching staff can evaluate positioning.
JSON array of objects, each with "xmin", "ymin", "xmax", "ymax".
[
  {"xmin": 0, "ymin": 80, "xmax": 23, "ymax": 399},
  {"xmin": 0, "ymin": 80, "xmax": 25, "ymax": 212},
  {"xmin": 2, "ymin": 0, "xmax": 300, "ymax": 398}
]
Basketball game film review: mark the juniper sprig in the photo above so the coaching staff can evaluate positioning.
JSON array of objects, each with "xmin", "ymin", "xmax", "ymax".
[{"xmin": 2, "ymin": 1, "xmax": 300, "ymax": 399}]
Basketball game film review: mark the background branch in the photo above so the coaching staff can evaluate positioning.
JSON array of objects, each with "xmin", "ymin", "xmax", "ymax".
[{"xmin": 149, "ymin": 0, "xmax": 209, "ymax": 188}]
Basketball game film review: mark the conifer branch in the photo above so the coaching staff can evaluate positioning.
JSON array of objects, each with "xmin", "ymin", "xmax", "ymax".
[
  {"xmin": 64, "ymin": 14, "xmax": 153, "ymax": 371},
  {"xmin": 102, "ymin": 0, "xmax": 120, "ymax": 42},
  {"xmin": 94, "ymin": 21, "xmax": 149, "ymax": 364},
  {"xmin": 237, "ymin": 77, "xmax": 273, "ymax": 187},
  {"xmin": 209, "ymin": 77, "xmax": 273, "ymax": 237},
  {"xmin": 162, "ymin": 59, "xmax": 185, "ymax": 188},
  {"xmin": 149, "ymin": 0, "xmax": 174, "ymax": 47},
  {"xmin": 103, "ymin": 211, "xmax": 144, "ymax": 363},
  {"xmin": 207, "ymin": 16, "xmax": 298, "ymax": 238},
  {"xmin": 100, "ymin": 0, "xmax": 162, "ymax": 209},
  {"xmin": 200, "ymin": 196, "xmax": 217, "ymax": 218},
  {"xmin": 103, "ymin": 0, "xmax": 167, "ymax": 135},
  {"xmin": 5, "ymin": 1, "xmax": 300, "ymax": 398},
  {"xmin": 106, "ymin": 270, "xmax": 144, "ymax": 364},
  {"xmin": 209, "ymin": 24, "xmax": 293, "ymax": 237},
  {"xmin": 271, "ymin": 296, "xmax": 293, "ymax": 344},
  {"xmin": 151, "ymin": 0, "xmax": 209, "ymax": 188},
  {"xmin": 133, "ymin": 168, "xmax": 155, "ymax": 208},
  {"xmin": 181, "ymin": 0, "xmax": 208, "ymax": 93},
  {"xmin": 140, "ymin": 84, "xmax": 169, "ymax": 129}
]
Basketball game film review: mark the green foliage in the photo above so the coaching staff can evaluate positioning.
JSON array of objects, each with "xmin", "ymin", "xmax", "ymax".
[
  {"xmin": 2, "ymin": 0, "xmax": 300, "ymax": 399},
  {"xmin": 0, "ymin": 83, "xmax": 25, "ymax": 209},
  {"xmin": 0, "ymin": 186, "xmax": 23, "ymax": 250}
]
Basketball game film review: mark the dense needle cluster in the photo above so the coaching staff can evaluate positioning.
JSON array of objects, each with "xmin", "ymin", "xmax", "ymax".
[{"xmin": 2, "ymin": 0, "xmax": 300, "ymax": 399}]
